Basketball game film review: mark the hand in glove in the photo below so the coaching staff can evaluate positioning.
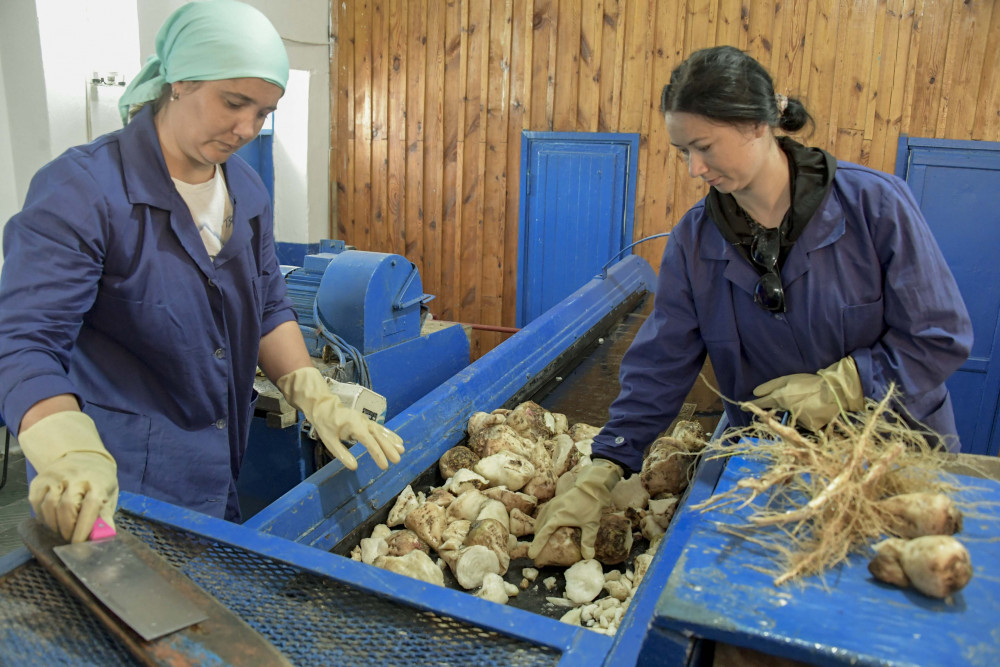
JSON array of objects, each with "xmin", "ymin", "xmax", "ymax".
[
  {"xmin": 528, "ymin": 458, "xmax": 622, "ymax": 561},
  {"xmin": 277, "ymin": 366, "xmax": 404, "ymax": 471},
  {"xmin": 750, "ymin": 356, "xmax": 864, "ymax": 431},
  {"xmin": 19, "ymin": 411, "xmax": 118, "ymax": 543}
]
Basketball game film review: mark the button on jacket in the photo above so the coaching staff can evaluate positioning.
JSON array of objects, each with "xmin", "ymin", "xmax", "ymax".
[
  {"xmin": 0, "ymin": 106, "xmax": 297, "ymax": 519},
  {"xmin": 592, "ymin": 163, "xmax": 973, "ymax": 472}
]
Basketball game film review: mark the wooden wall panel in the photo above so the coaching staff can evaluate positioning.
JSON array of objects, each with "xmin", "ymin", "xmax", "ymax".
[{"xmin": 332, "ymin": 0, "xmax": 1000, "ymax": 358}]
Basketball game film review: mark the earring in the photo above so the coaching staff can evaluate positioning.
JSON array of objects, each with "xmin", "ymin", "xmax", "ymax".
[{"xmin": 170, "ymin": 90, "xmax": 180, "ymax": 101}]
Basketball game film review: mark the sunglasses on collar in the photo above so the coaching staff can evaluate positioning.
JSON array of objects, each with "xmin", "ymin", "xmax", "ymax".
[{"xmin": 751, "ymin": 227, "xmax": 786, "ymax": 313}]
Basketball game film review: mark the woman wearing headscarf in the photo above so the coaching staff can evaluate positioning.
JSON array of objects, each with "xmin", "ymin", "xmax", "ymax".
[{"xmin": 0, "ymin": 0, "xmax": 404, "ymax": 543}]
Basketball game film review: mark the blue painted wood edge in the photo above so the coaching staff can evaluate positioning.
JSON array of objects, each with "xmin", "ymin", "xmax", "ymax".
[
  {"xmin": 647, "ymin": 456, "xmax": 1000, "ymax": 667},
  {"xmin": 894, "ymin": 134, "xmax": 910, "ymax": 179},
  {"xmin": 0, "ymin": 546, "xmax": 34, "ymax": 573},
  {"xmin": 117, "ymin": 491, "xmax": 611, "ymax": 664},
  {"xmin": 245, "ymin": 254, "xmax": 657, "ymax": 546}
]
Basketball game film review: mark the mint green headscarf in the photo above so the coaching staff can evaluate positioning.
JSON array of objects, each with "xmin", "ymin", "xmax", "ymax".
[{"xmin": 119, "ymin": 0, "xmax": 289, "ymax": 125}]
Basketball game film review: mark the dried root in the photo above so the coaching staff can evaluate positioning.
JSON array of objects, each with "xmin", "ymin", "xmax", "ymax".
[{"xmin": 695, "ymin": 385, "xmax": 970, "ymax": 587}]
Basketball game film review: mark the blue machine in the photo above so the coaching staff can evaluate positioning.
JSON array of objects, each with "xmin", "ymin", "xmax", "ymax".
[
  {"xmin": 235, "ymin": 241, "xmax": 470, "ymax": 519},
  {"xmin": 283, "ymin": 239, "xmax": 469, "ymax": 419}
]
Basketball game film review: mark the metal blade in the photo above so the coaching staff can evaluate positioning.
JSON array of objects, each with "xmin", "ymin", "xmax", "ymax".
[{"xmin": 53, "ymin": 537, "xmax": 208, "ymax": 641}]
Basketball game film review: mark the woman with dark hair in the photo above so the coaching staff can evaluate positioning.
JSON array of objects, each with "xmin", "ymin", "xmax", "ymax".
[
  {"xmin": 0, "ymin": 1, "xmax": 404, "ymax": 543},
  {"xmin": 530, "ymin": 45, "xmax": 972, "ymax": 560}
]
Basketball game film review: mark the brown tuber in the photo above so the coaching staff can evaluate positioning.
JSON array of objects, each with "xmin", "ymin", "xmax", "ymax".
[
  {"xmin": 504, "ymin": 401, "xmax": 556, "ymax": 441},
  {"xmin": 532, "ymin": 526, "xmax": 583, "ymax": 567},
  {"xmin": 877, "ymin": 492, "xmax": 963, "ymax": 539},
  {"xmin": 403, "ymin": 502, "xmax": 446, "ymax": 550},
  {"xmin": 385, "ymin": 529, "xmax": 431, "ymax": 557},
  {"xmin": 594, "ymin": 513, "xmax": 633, "ymax": 565},
  {"xmin": 439, "ymin": 446, "xmax": 480, "ymax": 479},
  {"xmin": 868, "ymin": 535, "xmax": 973, "ymax": 599},
  {"xmin": 640, "ymin": 437, "xmax": 694, "ymax": 497}
]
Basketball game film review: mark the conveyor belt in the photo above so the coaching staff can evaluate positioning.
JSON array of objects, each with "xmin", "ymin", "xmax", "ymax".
[
  {"xmin": 0, "ymin": 255, "xmax": 658, "ymax": 666},
  {"xmin": 330, "ymin": 293, "xmax": 658, "ymax": 619},
  {"xmin": 0, "ymin": 512, "xmax": 562, "ymax": 666}
]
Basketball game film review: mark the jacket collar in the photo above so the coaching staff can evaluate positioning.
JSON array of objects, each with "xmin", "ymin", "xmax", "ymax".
[
  {"xmin": 118, "ymin": 106, "xmax": 269, "ymax": 272},
  {"xmin": 701, "ymin": 186, "xmax": 846, "ymax": 293},
  {"xmin": 119, "ymin": 106, "xmax": 270, "ymax": 216}
]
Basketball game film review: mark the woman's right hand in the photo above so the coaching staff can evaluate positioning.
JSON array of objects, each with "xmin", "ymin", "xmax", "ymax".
[
  {"xmin": 19, "ymin": 411, "xmax": 119, "ymax": 543},
  {"xmin": 528, "ymin": 458, "xmax": 623, "ymax": 560}
]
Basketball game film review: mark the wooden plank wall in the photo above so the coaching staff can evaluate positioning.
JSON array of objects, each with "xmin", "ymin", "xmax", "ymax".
[{"xmin": 331, "ymin": 0, "xmax": 1000, "ymax": 358}]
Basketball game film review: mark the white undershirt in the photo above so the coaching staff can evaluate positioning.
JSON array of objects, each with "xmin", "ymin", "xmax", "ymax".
[{"xmin": 172, "ymin": 166, "xmax": 234, "ymax": 260}]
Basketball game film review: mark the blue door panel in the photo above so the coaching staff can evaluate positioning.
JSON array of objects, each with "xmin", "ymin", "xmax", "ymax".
[
  {"xmin": 898, "ymin": 138, "xmax": 1000, "ymax": 456},
  {"xmin": 518, "ymin": 133, "xmax": 639, "ymax": 326}
]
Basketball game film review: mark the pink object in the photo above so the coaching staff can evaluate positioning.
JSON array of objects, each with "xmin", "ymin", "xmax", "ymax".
[{"xmin": 89, "ymin": 517, "xmax": 117, "ymax": 541}]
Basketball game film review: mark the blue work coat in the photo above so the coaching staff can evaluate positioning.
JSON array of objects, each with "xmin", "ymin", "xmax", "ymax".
[
  {"xmin": 592, "ymin": 162, "xmax": 973, "ymax": 472},
  {"xmin": 0, "ymin": 106, "xmax": 297, "ymax": 519}
]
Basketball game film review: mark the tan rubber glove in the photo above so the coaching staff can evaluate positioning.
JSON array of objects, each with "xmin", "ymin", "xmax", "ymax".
[
  {"xmin": 750, "ymin": 356, "xmax": 865, "ymax": 431},
  {"xmin": 19, "ymin": 411, "xmax": 118, "ymax": 543},
  {"xmin": 276, "ymin": 366, "xmax": 404, "ymax": 471},
  {"xmin": 528, "ymin": 458, "xmax": 622, "ymax": 561}
]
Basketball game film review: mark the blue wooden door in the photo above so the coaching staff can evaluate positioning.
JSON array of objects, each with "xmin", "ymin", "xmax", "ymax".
[
  {"xmin": 517, "ymin": 132, "xmax": 639, "ymax": 326},
  {"xmin": 897, "ymin": 137, "xmax": 1000, "ymax": 456}
]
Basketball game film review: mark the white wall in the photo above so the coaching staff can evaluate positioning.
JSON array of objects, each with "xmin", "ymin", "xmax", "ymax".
[
  {"xmin": 0, "ymin": 0, "xmax": 330, "ymax": 255},
  {"xmin": 0, "ymin": 53, "xmax": 18, "ymax": 276},
  {"xmin": 0, "ymin": 0, "xmax": 50, "ymax": 214}
]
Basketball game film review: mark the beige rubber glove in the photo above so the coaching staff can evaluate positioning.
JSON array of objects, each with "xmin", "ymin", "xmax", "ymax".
[
  {"xmin": 19, "ymin": 411, "xmax": 118, "ymax": 543},
  {"xmin": 276, "ymin": 366, "xmax": 404, "ymax": 471},
  {"xmin": 528, "ymin": 458, "xmax": 622, "ymax": 561},
  {"xmin": 750, "ymin": 356, "xmax": 865, "ymax": 431}
]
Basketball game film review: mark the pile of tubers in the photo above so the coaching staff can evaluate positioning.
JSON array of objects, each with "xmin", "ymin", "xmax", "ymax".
[{"xmin": 349, "ymin": 400, "xmax": 706, "ymax": 634}]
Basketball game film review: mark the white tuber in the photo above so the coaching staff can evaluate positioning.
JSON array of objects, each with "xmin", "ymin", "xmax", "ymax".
[
  {"xmin": 467, "ymin": 411, "xmax": 506, "ymax": 435},
  {"xmin": 560, "ymin": 608, "xmax": 583, "ymax": 625},
  {"xmin": 869, "ymin": 535, "xmax": 973, "ymax": 599},
  {"xmin": 360, "ymin": 536, "xmax": 388, "ymax": 565},
  {"xmin": 475, "ymin": 499, "xmax": 510, "ymax": 527},
  {"xmin": 445, "ymin": 468, "xmax": 489, "ymax": 495},
  {"xmin": 374, "ymin": 550, "xmax": 445, "ymax": 587},
  {"xmin": 465, "ymin": 518, "xmax": 511, "ymax": 574},
  {"xmin": 386, "ymin": 485, "xmax": 419, "ymax": 527},
  {"xmin": 475, "ymin": 573, "xmax": 510, "ymax": 604},
  {"xmin": 509, "ymin": 508, "xmax": 536, "ymax": 537},
  {"xmin": 371, "ymin": 523, "xmax": 393, "ymax": 540},
  {"xmin": 482, "ymin": 486, "xmax": 538, "ymax": 516},
  {"xmin": 474, "ymin": 452, "xmax": 536, "ymax": 491},
  {"xmin": 633, "ymin": 553, "xmax": 653, "ymax": 587},
  {"xmin": 452, "ymin": 545, "xmax": 502, "ymax": 590},
  {"xmin": 564, "ymin": 559, "xmax": 605, "ymax": 604},
  {"xmin": 522, "ymin": 470, "xmax": 557, "ymax": 502},
  {"xmin": 446, "ymin": 489, "xmax": 488, "ymax": 523}
]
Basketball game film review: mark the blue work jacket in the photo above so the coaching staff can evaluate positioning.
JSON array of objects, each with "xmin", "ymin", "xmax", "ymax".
[
  {"xmin": 0, "ymin": 106, "xmax": 297, "ymax": 519},
  {"xmin": 592, "ymin": 162, "xmax": 973, "ymax": 471}
]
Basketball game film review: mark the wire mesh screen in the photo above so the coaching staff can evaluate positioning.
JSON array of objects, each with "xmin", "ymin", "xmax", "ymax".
[{"xmin": 0, "ymin": 513, "xmax": 562, "ymax": 666}]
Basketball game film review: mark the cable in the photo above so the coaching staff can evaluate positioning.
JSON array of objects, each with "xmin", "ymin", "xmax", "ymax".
[{"xmin": 312, "ymin": 301, "xmax": 373, "ymax": 388}]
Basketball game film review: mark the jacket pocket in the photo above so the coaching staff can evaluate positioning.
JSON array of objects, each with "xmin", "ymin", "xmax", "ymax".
[
  {"xmin": 83, "ymin": 402, "xmax": 151, "ymax": 493},
  {"xmin": 842, "ymin": 297, "xmax": 885, "ymax": 353}
]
